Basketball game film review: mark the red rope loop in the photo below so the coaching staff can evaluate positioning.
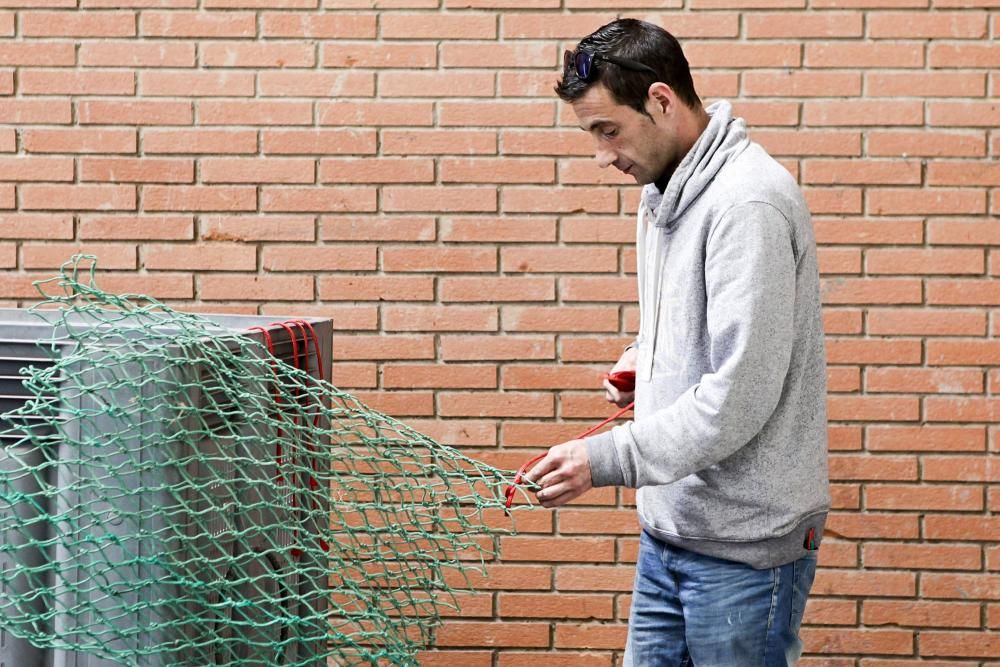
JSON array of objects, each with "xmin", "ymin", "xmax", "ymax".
[{"xmin": 503, "ymin": 370, "xmax": 636, "ymax": 513}]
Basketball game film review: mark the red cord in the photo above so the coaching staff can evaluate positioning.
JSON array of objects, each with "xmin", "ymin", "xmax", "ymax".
[
  {"xmin": 503, "ymin": 370, "xmax": 636, "ymax": 512},
  {"xmin": 248, "ymin": 320, "xmax": 330, "ymax": 556}
]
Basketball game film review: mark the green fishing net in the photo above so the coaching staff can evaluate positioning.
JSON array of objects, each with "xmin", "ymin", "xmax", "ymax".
[{"xmin": 0, "ymin": 256, "xmax": 521, "ymax": 666}]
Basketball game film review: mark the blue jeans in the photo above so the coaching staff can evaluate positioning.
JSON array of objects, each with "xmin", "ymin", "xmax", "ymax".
[{"xmin": 624, "ymin": 530, "xmax": 817, "ymax": 667}]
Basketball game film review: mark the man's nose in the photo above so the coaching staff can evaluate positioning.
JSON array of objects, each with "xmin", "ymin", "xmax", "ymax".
[{"xmin": 595, "ymin": 146, "xmax": 615, "ymax": 169}]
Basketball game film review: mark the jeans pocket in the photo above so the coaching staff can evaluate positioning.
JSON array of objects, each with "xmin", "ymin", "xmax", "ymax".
[{"xmin": 789, "ymin": 552, "xmax": 818, "ymax": 632}]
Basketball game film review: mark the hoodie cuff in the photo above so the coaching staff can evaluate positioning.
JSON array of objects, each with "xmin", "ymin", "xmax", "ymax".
[{"xmin": 585, "ymin": 430, "xmax": 626, "ymax": 488}]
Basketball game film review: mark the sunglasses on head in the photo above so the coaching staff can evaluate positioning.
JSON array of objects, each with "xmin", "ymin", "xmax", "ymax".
[{"xmin": 563, "ymin": 49, "xmax": 658, "ymax": 82}]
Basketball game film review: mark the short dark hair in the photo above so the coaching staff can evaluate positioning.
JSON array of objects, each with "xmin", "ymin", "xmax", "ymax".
[{"xmin": 555, "ymin": 18, "xmax": 700, "ymax": 115}]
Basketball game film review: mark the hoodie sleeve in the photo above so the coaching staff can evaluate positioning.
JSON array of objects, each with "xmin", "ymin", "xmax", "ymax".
[{"xmin": 587, "ymin": 202, "xmax": 798, "ymax": 488}]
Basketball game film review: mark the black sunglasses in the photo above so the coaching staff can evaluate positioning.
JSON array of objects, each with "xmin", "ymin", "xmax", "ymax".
[{"xmin": 564, "ymin": 49, "xmax": 658, "ymax": 82}]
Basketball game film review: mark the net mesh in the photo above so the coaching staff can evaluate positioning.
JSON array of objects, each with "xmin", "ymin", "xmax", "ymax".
[{"xmin": 0, "ymin": 257, "xmax": 524, "ymax": 666}]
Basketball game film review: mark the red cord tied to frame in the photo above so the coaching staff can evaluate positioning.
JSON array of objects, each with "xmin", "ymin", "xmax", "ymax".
[
  {"xmin": 247, "ymin": 319, "xmax": 330, "ymax": 557},
  {"xmin": 503, "ymin": 370, "xmax": 636, "ymax": 513}
]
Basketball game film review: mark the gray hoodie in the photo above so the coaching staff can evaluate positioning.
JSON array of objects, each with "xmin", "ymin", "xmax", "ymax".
[{"xmin": 585, "ymin": 101, "xmax": 830, "ymax": 569}]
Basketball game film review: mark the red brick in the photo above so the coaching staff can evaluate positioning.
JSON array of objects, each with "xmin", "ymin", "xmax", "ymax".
[
  {"xmin": 440, "ymin": 335, "xmax": 555, "ymax": 361},
  {"xmin": 870, "ymin": 11, "xmax": 988, "ymax": 38},
  {"xmin": 821, "ymin": 278, "xmax": 922, "ymax": 305},
  {"xmin": 920, "ymin": 631, "xmax": 1000, "ymax": 658},
  {"xmin": 144, "ymin": 243, "xmax": 255, "ymax": 271},
  {"xmin": 868, "ymin": 131, "xmax": 985, "ymax": 157},
  {"xmin": 319, "ymin": 101, "xmax": 434, "ymax": 127},
  {"xmin": 199, "ymin": 100, "xmax": 313, "ymax": 126},
  {"xmin": 438, "ymin": 392, "xmax": 553, "ymax": 418},
  {"xmin": 554, "ymin": 566, "xmax": 634, "ymax": 596},
  {"xmin": 140, "ymin": 10, "xmax": 255, "ymax": 37},
  {"xmin": 867, "ymin": 248, "xmax": 984, "ymax": 275},
  {"xmin": 804, "ymin": 598, "xmax": 858, "ymax": 626},
  {"xmin": 22, "ymin": 184, "xmax": 135, "ymax": 211},
  {"xmin": 21, "ymin": 70, "xmax": 135, "ymax": 96},
  {"xmin": 418, "ymin": 651, "xmax": 492, "ymax": 667},
  {"xmin": 922, "ymin": 573, "xmax": 1000, "ymax": 601},
  {"xmin": 319, "ymin": 275, "xmax": 433, "ymax": 301},
  {"xmin": 502, "ymin": 130, "xmax": 591, "ymax": 157},
  {"xmin": 383, "ymin": 363, "xmax": 497, "ymax": 390},
  {"xmin": 823, "ymin": 310, "xmax": 863, "ymax": 335},
  {"xmin": 743, "ymin": 71, "xmax": 860, "ymax": 98},
  {"xmin": 332, "ymin": 335, "xmax": 434, "ymax": 361},
  {"xmin": 825, "ymin": 339, "xmax": 920, "ymax": 365},
  {"xmin": 925, "ymin": 515, "xmax": 1000, "ymax": 541},
  {"xmin": 927, "ymin": 340, "xmax": 1000, "ymax": 366},
  {"xmin": 436, "ymin": 621, "xmax": 548, "ymax": 648},
  {"xmin": 261, "ymin": 13, "xmax": 375, "ymax": 39},
  {"xmin": 262, "ymin": 129, "xmax": 374, "ymax": 155},
  {"xmin": 0, "ymin": 156, "xmax": 71, "ymax": 181},
  {"xmin": 922, "ymin": 454, "xmax": 999, "ymax": 481},
  {"xmin": 384, "ymin": 186, "xmax": 497, "ymax": 213},
  {"xmin": 867, "ymin": 368, "xmax": 983, "ymax": 395},
  {"xmin": 0, "ymin": 99, "xmax": 70, "ymax": 124},
  {"xmin": 802, "ymin": 628, "xmax": 914, "ymax": 655},
  {"xmin": 804, "ymin": 100, "xmax": 923, "ymax": 126},
  {"xmin": 815, "ymin": 218, "xmax": 923, "ymax": 245},
  {"xmin": 22, "ymin": 10, "xmax": 135, "ymax": 37},
  {"xmin": 144, "ymin": 185, "xmax": 254, "ymax": 212},
  {"xmin": 441, "ymin": 158, "xmax": 555, "ymax": 184},
  {"xmin": 78, "ymin": 100, "xmax": 191, "ymax": 126},
  {"xmin": 381, "ymin": 13, "xmax": 496, "ymax": 39},
  {"xmin": 927, "ymin": 279, "xmax": 1000, "ymax": 306},
  {"xmin": 0, "ymin": 214, "xmax": 73, "ymax": 239},
  {"xmin": 383, "ymin": 305, "xmax": 497, "ymax": 332},
  {"xmin": 803, "ymin": 159, "xmax": 920, "ymax": 185},
  {"xmin": 870, "ymin": 189, "xmax": 986, "ymax": 215},
  {"xmin": 23, "ymin": 243, "xmax": 136, "ymax": 270},
  {"xmin": 201, "ymin": 216, "xmax": 313, "ymax": 242},
  {"xmin": 320, "ymin": 216, "xmax": 433, "ymax": 242},
  {"xmin": 554, "ymin": 623, "xmax": 626, "ymax": 650},
  {"xmin": 868, "ymin": 309, "xmax": 985, "ymax": 336},
  {"xmin": 79, "ymin": 41, "xmax": 194, "ymax": 67},
  {"xmin": 143, "ymin": 129, "xmax": 256, "ymax": 155},
  {"xmin": 815, "ymin": 248, "xmax": 859, "ymax": 275},
  {"xmin": 201, "ymin": 158, "xmax": 314, "ymax": 184},
  {"xmin": 805, "ymin": 42, "xmax": 924, "ymax": 68},
  {"xmin": 323, "ymin": 42, "xmax": 435, "ymax": 68},
  {"xmin": 926, "ymin": 397, "xmax": 1000, "ymax": 423},
  {"xmin": 868, "ymin": 72, "xmax": 985, "ymax": 98},
  {"xmin": 866, "ymin": 484, "xmax": 983, "ymax": 512},
  {"xmin": 382, "ymin": 247, "xmax": 497, "ymax": 273},
  {"xmin": 746, "ymin": 12, "xmax": 862, "ymax": 37},
  {"xmin": 440, "ymin": 40, "xmax": 556, "ymax": 69},
  {"xmin": 829, "ymin": 455, "xmax": 919, "ymax": 482},
  {"xmin": 929, "ymin": 161, "xmax": 1000, "ymax": 186},
  {"xmin": 930, "ymin": 42, "xmax": 1000, "ymax": 68},
  {"xmin": 319, "ymin": 158, "xmax": 433, "ymax": 184},
  {"xmin": 382, "ymin": 130, "xmax": 496, "ymax": 156},
  {"xmin": 864, "ymin": 600, "xmax": 981, "ymax": 629},
  {"xmin": 867, "ymin": 425, "xmax": 986, "ymax": 452},
  {"xmin": 261, "ymin": 187, "xmax": 375, "ymax": 213},
  {"xmin": 503, "ymin": 306, "xmax": 619, "ymax": 333},
  {"xmin": 80, "ymin": 157, "xmax": 193, "ymax": 183},
  {"xmin": 440, "ymin": 215, "xmax": 556, "ymax": 243},
  {"xmin": 811, "ymin": 569, "xmax": 916, "ymax": 597},
  {"xmin": 557, "ymin": 511, "xmax": 640, "ymax": 536},
  {"xmin": 440, "ymin": 101, "xmax": 554, "ymax": 127},
  {"xmin": 930, "ymin": 219, "xmax": 1000, "ymax": 246},
  {"xmin": 199, "ymin": 274, "xmax": 312, "ymax": 301},
  {"xmin": 441, "ymin": 277, "xmax": 555, "ymax": 303},
  {"xmin": 500, "ymin": 537, "xmax": 614, "ymax": 563},
  {"xmin": 141, "ymin": 71, "xmax": 255, "ymax": 97},
  {"xmin": 262, "ymin": 245, "xmax": 375, "ymax": 272},
  {"xmin": 200, "ymin": 42, "xmax": 315, "ymax": 68},
  {"xmin": 929, "ymin": 101, "xmax": 1000, "ymax": 127}
]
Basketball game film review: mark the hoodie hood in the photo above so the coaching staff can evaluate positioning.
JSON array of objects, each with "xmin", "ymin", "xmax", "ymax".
[{"xmin": 644, "ymin": 100, "xmax": 750, "ymax": 228}]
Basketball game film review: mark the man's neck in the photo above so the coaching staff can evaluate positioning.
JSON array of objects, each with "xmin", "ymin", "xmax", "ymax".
[{"xmin": 652, "ymin": 105, "xmax": 712, "ymax": 194}]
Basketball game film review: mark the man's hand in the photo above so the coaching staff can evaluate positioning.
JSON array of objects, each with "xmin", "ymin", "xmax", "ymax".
[
  {"xmin": 604, "ymin": 345, "xmax": 638, "ymax": 408},
  {"xmin": 523, "ymin": 439, "xmax": 592, "ymax": 508}
]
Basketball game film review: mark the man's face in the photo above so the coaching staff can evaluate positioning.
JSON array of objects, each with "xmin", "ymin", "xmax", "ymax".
[{"xmin": 571, "ymin": 83, "xmax": 675, "ymax": 186}]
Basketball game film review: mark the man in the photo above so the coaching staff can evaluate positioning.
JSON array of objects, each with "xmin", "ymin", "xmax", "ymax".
[{"xmin": 523, "ymin": 18, "xmax": 830, "ymax": 667}]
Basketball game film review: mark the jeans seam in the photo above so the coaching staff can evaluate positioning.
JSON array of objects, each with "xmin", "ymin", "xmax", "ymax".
[{"xmin": 762, "ymin": 565, "xmax": 781, "ymax": 665}]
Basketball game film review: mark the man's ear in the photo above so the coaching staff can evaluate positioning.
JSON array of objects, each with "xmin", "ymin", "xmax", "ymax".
[{"xmin": 648, "ymin": 82, "xmax": 675, "ymax": 116}]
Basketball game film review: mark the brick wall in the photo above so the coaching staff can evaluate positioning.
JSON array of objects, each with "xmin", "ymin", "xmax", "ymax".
[{"xmin": 2, "ymin": 1, "xmax": 997, "ymax": 664}]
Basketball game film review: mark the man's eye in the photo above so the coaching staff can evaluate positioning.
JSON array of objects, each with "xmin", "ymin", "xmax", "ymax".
[{"xmin": 602, "ymin": 128, "xmax": 618, "ymax": 139}]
